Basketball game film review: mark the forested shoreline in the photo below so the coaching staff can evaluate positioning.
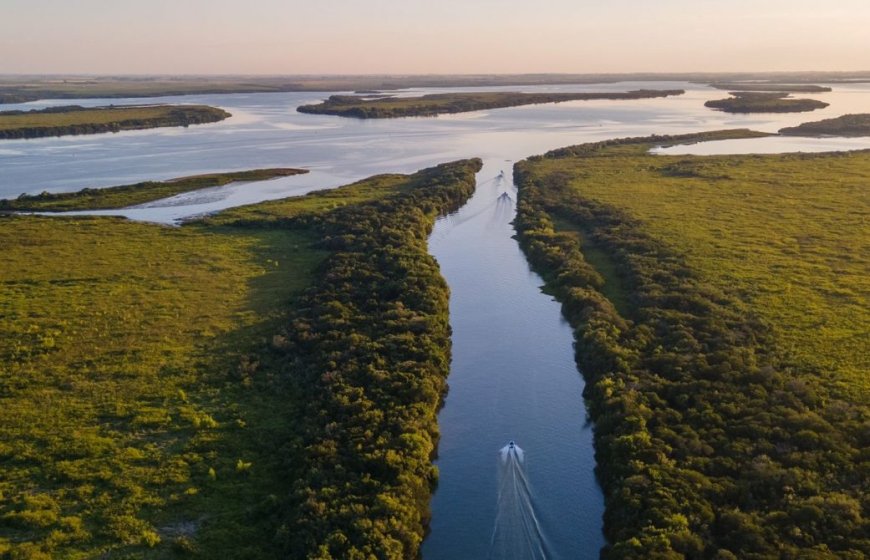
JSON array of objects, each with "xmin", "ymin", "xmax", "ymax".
[
  {"xmin": 0, "ymin": 159, "xmax": 480, "ymax": 559},
  {"xmin": 514, "ymin": 133, "xmax": 867, "ymax": 559},
  {"xmin": 264, "ymin": 159, "xmax": 480, "ymax": 558}
]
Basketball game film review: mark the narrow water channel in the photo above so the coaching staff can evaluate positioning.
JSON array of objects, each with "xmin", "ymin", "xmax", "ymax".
[{"xmin": 422, "ymin": 159, "xmax": 605, "ymax": 559}]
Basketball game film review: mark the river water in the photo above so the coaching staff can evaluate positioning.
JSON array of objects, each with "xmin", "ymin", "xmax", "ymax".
[{"xmin": 2, "ymin": 82, "xmax": 869, "ymax": 559}]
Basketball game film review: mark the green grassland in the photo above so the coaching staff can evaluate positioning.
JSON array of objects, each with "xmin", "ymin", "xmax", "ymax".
[
  {"xmin": 0, "ymin": 105, "xmax": 230, "ymax": 140},
  {"xmin": 529, "ymin": 141, "xmax": 869, "ymax": 395},
  {"xmin": 297, "ymin": 90, "xmax": 685, "ymax": 118},
  {"xmin": 705, "ymin": 92, "xmax": 829, "ymax": 113},
  {"xmin": 0, "ymin": 215, "xmax": 321, "ymax": 560},
  {"xmin": 0, "ymin": 159, "xmax": 480, "ymax": 559},
  {"xmin": 0, "ymin": 169, "xmax": 307, "ymax": 212},
  {"xmin": 780, "ymin": 113, "xmax": 870, "ymax": 137},
  {"xmin": 515, "ymin": 133, "xmax": 868, "ymax": 558}
]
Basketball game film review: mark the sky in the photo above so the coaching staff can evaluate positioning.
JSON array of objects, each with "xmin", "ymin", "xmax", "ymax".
[{"xmin": 1, "ymin": 0, "xmax": 869, "ymax": 74}]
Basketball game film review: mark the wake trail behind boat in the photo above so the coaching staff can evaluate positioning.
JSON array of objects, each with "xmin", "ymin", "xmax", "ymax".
[{"xmin": 488, "ymin": 442, "xmax": 550, "ymax": 560}]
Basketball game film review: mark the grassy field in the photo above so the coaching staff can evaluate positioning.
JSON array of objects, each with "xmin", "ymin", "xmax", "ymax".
[
  {"xmin": 0, "ymin": 215, "xmax": 322, "ymax": 559},
  {"xmin": 0, "ymin": 105, "xmax": 230, "ymax": 139},
  {"xmin": 0, "ymin": 159, "xmax": 480, "ymax": 559},
  {"xmin": 528, "ymin": 142, "xmax": 869, "ymax": 395},
  {"xmin": 297, "ymin": 90, "xmax": 685, "ymax": 118},
  {"xmin": 705, "ymin": 92, "xmax": 829, "ymax": 113},
  {"xmin": 0, "ymin": 169, "xmax": 307, "ymax": 211},
  {"xmin": 515, "ymin": 134, "xmax": 868, "ymax": 557},
  {"xmin": 780, "ymin": 113, "xmax": 870, "ymax": 137}
]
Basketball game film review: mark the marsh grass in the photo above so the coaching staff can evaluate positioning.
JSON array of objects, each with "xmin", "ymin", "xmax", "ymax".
[
  {"xmin": 531, "ymin": 146, "xmax": 869, "ymax": 396},
  {"xmin": 0, "ymin": 159, "xmax": 480, "ymax": 559},
  {"xmin": 515, "ymin": 135, "xmax": 868, "ymax": 557},
  {"xmin": 0, "ymin": 214, "xmax": 324, "ymax": 558}
]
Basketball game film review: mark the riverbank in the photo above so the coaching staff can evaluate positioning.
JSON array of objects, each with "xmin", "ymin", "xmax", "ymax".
[
  {"xmin": 297, "ymin": 90, "xmax": 685, "ymax": 118},
  {"xmin": 0, "ymin": 159, "xmax": 480, "ymax": 559},
  {"xmin": 514, "ymin": 132, "xmax": 867, "ymax": 558},
  {"xmin": 0, "ymin": 104, "xmax": 230, "ymax": 139},
  {"xmin": 0, "ymin": 168, "xmax": 307, "ymax": 211}
]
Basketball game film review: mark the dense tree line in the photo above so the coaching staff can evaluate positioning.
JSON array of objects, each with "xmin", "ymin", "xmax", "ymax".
[
  {"xmin": 253, "ymin": 160, "xmax": 481, "ymax": 558},
  {"xmin": 297, "ymin": 90, "xmax": 685, "ymax": 119},
  {"xmin": 514, "ymin": 134, "xmax": 867, "ymax": 559}
]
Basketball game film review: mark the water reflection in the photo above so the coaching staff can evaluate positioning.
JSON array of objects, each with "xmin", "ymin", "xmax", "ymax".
[
  {"xmin": 4, "ymin": 82, "xmax": 870, "ymax": 224},
  {"xmin": 422, "ymin": 162, "xmax": 603, "ymax": 559}
]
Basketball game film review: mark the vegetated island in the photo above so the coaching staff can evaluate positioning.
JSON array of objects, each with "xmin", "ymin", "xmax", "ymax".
[
  {"xmin": 0, "ymin": 159, "xmax": 481, "ymax": 558},
  {"xmin": 0, "ymin": 168, "xmax": 307, "ymax": 212},
  {"xmin": 514, "ymin": 132, "xmax": 868, "ymax": 558},
  {"xmin": 708, "ymin": 83, "xmax": 832, "ymax": 93},
  {"xmin": 0, "ymin": 104, "xmax": 230, "ymax": 139},
  {"xmin": 779, "ymin": 113, "xmax": 870, "ymax": 136},
  {"xmin": 297, "ymin": 90, "xmax": 685, "ymax": 118},
  {"xmin": 704, "ymin": 91, "xmax": 829, "ymax": 113}
]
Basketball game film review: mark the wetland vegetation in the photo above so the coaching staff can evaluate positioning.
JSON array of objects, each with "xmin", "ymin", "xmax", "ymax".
[
  {"xmin": 514, "ymin": 133, "xmax": 868, "ymax": 559},
  {"xmin": 0, "ymin": 104, "xmax": 230, "ymax": 140},
  {"xmin": 704, "ymin": 92, "xmax": 829, "ymax": 113},
  {"xmin": 0, "ymin": 159, "xmax": 480, "ymax": 559},
  {"xmin": 780, "ymin": 113, "xmax": 870, "ymax": 137},
  {"xmin": 0, "ymin": 169, "xmax": 307, "ymax": 212},
  {"xmin": 296, "ymin": 90, "xmax": 685, "ymax": 118}
]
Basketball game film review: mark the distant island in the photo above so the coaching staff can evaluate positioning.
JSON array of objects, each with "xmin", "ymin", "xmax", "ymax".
[
  {"xmin": 708, "ymin": 83, "xmax": 832, "ymax": 93},
  {"xmin": 779, "ymin": 113, "xmax": 870, "ymax": 136},
  {"xmin": 0, "ymin": 168, "xmax": 306, "ymax": 211},
  {"xmin": 1, "ymin": 73, "xmax": 867, "ymax": 104},
  {"xmin": 297, "ymin": 90, "xmax": 685, "ymax": 118},
  {"xmin": 705, "ymin": 92, "xmax": 829, "ymax": 113},
  {"xmin": 0, "ymin": 104, "xmax": 230, "ymax": 140}
]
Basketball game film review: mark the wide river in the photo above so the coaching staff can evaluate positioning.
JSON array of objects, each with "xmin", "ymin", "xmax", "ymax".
[{"xmin": 3, "ymin": 82, "xmax": 869, "ymax": 559}]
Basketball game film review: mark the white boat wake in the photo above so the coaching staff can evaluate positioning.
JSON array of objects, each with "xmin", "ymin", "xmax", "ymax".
[{"xmin": 488, "ymin": 442, "xmax": 549, "ymax": 560}]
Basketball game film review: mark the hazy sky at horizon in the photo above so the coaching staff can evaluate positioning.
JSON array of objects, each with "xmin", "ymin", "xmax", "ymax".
[{"xmin": 2, "ymin": 0, "xmax": 869, "ymax": 74}]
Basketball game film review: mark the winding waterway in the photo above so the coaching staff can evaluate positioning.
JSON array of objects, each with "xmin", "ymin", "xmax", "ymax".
[
  {"xmin": 423, "ymin": 161, "xmax": 603, "ymax": 559},
  {"xmin": 3, "ymin": 82, "xmax": 870, "ymax": 558}
]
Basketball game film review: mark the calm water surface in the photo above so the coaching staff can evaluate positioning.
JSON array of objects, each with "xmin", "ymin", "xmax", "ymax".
[{"xmin": 3, "ymin": 82, "xmax": 869, "ymax": 559}]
